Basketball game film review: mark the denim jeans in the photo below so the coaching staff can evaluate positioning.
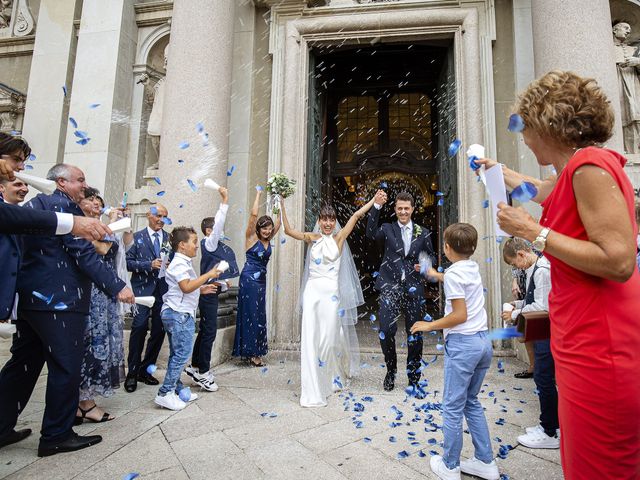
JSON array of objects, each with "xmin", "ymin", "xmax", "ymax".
[
  {"xmin": 442, "ymin": 331, "xmax": 494, "ymax": 469},
  {"xmin": 533, "ymin": 339, "xmax": 559, "ymax": 436},
  {"xmin": 159, "ymin": 308, "xmax": 195, "ymax": 396}
]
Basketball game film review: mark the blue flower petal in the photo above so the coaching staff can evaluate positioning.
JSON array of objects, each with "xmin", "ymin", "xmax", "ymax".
[
  {"xmin": 54, "ymin": 302, "xmax": 68, "ymax": 310},
  {"xmin": 156, "ymin": 191, "xmax": 166, "ymax": 197},
  {"xmin": 487, "ymin": 327, "xmax": 523, "ymax": 340},
  {"xmin": 511, "ymin": 182, "xmax": 538, "ymax": 203},
  {"xmin": 448, "ymin": 139, "xmax": 462, "ymax": 157},
  {"xmin": 146, "ymin": 364, "xmax": 157, "ymax": 374},
  {"xmin": 89, "ymin": 103, "xmax": 101, "ymax": 109},
  {"xmin": 32, "ymin": 291, "xmax": 53, "ymax": 304},
  {"xmin": 507, "ymin": 113, "xmax": 525, "ymax": 133},
  {"xmin": 178, "ymin": 141, "xmax": 190, "ymax": 150},
  {"xmin": 227, "ymin": 165, "xmax": 236, "ymax": 176},
  {"xmin": 153, "ymin": 177, "xmax": 161, "ymax": 185},
  {"xmin": 187, "ymin": 179, "xmax": 197, "ymax": 192},
  {"xmin": 378, "ymin": 331, "xmax": 385, "ymax": 340},
  {"xmin": 69, "ymin": 117, "xmax": 78, "ymax": 129}
]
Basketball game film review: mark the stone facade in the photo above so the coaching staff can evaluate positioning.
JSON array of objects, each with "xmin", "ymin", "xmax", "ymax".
[{"xmin": 2, "ymin": 0, "xmax": 638, "ymax": 361}]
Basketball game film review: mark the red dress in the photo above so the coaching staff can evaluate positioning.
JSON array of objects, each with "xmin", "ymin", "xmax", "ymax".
[{"xmin": 541, "ymin": 147, "xmax": 640, "ymax": 479}]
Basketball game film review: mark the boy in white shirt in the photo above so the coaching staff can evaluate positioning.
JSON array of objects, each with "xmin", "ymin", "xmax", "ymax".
[
  {"xmin": 155, "ymin": 227, "xmax": 221, "ymax": 411},
  {"xmin": 411, "ymin": 223, "xmax": 499, "ymax": 480}
]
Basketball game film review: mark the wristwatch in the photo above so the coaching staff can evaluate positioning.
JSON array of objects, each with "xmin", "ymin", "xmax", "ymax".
[{"xmin": 532, "ymin": 227, "xmax": 550, "ymax": 252}]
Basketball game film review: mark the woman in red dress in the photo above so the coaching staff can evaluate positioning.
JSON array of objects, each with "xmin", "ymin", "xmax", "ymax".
[{"xmin": 481, "ymin": 71, "xmax": 640, "ymax": 479}]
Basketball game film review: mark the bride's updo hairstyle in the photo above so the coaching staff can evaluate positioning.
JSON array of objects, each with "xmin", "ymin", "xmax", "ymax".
[{"xmin": 319, "ymin": 204, "xmax": 336, "ymax": 221}]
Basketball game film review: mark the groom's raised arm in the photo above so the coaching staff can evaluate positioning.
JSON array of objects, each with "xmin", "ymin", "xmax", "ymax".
[{"xmin": 366, "ymin": 190, "xmax": 386, "ymax": 242}]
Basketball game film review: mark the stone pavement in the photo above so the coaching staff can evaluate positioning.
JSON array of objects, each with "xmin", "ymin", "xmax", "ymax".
[{"xmin": 0, "ymin": 349, "xmax": 563, "ymax": 480}]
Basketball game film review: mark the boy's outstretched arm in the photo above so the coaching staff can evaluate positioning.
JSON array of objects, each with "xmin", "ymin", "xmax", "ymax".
[{"xmin": 410, "ymin": 298, "xmax": 467, "ymax": 334}]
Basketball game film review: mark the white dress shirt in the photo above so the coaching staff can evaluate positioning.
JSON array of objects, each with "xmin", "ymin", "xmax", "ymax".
[
  {"xmin": 162, "ymin": 252, "xmax": 199, "ymax": 317},
  {"xmin": 399, "ymin": 220, "xmax": 412, "ymax": 280},
  {"xmin": 511, "ymin": 255, "xmax": 551, "ymax": 320},
  {"xmin": 204, "ymin": 203, "xmax": 229, "ymax": 253}
]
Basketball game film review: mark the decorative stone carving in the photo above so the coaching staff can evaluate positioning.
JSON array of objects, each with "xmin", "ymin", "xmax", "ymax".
[
  {"xmin": 0, "ymin": 0, "xmax": 35, "ymax": 37},
  {"xmin": 613, "ymin": 22, "xmax": 640, "ymax": 154},
  {"xmin": 0, "ymin": 0, "xmax": 13, "ymax": 31},
  {"xmin": 0, "ymin": 82, "xmax": 25, "ymax": 133},
  {"xmin": 139, "ymin": 44, "xmax": 168, "ymax": 171}
]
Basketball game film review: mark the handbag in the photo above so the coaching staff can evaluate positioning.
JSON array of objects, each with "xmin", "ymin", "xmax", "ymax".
[{"xmin": 516, "ymin": 311, "xmax": 550, "ymax": 342}]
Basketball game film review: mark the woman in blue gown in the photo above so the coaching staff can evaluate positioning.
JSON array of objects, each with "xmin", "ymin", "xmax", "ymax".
[{"xmin": 232, "ymin": 189, "xmax": 281, "ymax": 367}]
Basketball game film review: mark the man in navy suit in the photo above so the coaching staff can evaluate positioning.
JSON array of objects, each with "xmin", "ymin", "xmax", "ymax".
[
  {"xmin": 366, "ymin": 190, "xmax": 435, "ymax": 394},
  {"xmin": 0, "ymin": 176, "xmax": 29, "ymax": 204},
  {"xmin": 0, "ymin": 163, "xmax": 135, "ymax": 457},
  {"xmin": 125, "ymin": 204, "xmax": 170, "ymax": 392},
  {"xmin": 185, "ymin": 187, "xmax": 239, "ymax": 391}
]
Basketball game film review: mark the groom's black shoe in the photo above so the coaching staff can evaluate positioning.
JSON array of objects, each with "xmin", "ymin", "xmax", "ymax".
[
  {"xmin": 383, "ymin": 371, "xmax": 396, "ymax": 391},
  {"xmin": 37, "ymin": 432, "xmax": 102, "ymax": 457},
  {"xmin": 0, "ymin": 429, "xmax": 31, "ymax": 450},
  {"xmin": 124, "ymin": 372, "xmax": 138, "ymax": 393},
  {"xmin": 138, "ymin": 371, "xmax": 160, "ymax": 385}
]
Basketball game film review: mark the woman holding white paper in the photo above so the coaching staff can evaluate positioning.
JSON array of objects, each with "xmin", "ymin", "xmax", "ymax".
[{"xmin": 478, "ymin": 71, "xmax": 640, "ymax": 479}]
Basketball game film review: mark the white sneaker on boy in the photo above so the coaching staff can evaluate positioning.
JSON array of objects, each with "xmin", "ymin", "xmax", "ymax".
[
  {"xmin": 185, "ymin": 366, "xmax": 219, "ymax": 392},
  {"xmin": 517, "ymin": 428, "xmax": 560, "ymax": 449},
  {"xmin": 460, "ymin": 457, "xmax": 500, "ymax": 480},
  {"xmin": 525, "ymin": 424, "xmax": 560, "ymax": 438},
  {"xmin": 429, "ymin": 455, "xmax": 461, "ymax": 480},
  {"xmin": 155, "ymin": 391, "xmax": 187, "ymax": 411}
]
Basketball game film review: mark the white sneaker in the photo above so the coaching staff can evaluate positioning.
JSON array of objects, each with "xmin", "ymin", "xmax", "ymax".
[
  {"xmin": 525, "ymin": 424, "xmax": 544, "ymax": 434},
  {"xmin": 517, "ymin": 429, "xmax": 560, "ymax": 449},
  {"xmin": 429, "ymin": 455, "xmax": 461, "ymax": 480},
  {"xmin": 155, "ymin": 392, "xmax": 187, "ymax": 411},
  {"xmin": 185, "ymin": 367, "xmax": 219, "ymax": 392},
  {"xmin": 460, "ymin": 457, "xmax": 500, "ymax": 480},
  {"xmin": 184, "ymin": 391, "xmax": 198, "ymax": 402}
]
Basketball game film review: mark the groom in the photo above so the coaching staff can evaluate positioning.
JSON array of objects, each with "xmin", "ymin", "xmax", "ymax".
[{"xmin": 366, "ymin": 190, "xmax": 435, "ymax": 393}]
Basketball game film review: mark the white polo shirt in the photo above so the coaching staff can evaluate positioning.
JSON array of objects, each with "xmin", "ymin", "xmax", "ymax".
[
  {"xmin": 443, "ymin": 259, "xmax": 488, "ymax": 337},
  {"xmin": 162, "ymin": 252, "xmax": 199, "ymax": 317}
]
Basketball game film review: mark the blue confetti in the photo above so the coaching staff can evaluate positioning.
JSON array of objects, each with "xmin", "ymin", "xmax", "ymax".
[
  {"xmin": 369, "ymin": 314, "xmax": 376, "ymax": 322},
  {"xmin": 261, "ymin": 367, "xmax": 268, "ymax": 374},
  {"xmin": 187, "ymin": 179, "xmax": 197, "ymax": 192},
  {"xmin": 437, "ymin": 266, "xmax": 444, "ymax": 273},
  {"xmin": 74, "ymin": 128, "xmax": 89, "ymax": 138},
  {"xmin": 146, "ymin": 364, "xmax": 157, "ymax": 374},
  {"xmin": 178, "ymin": 159, "xmax": 184, "ymax": 165},
  {"xmin": 69, "ymin": 117, "xmax": 78, "ymax": 129},
  {"xmin": 408, "ymin": 286, "xmax": 417, "ymax": 294},
  {"xmin": 255, "ymin": 185, "xmax": 264, "ymax": 192},
  {"xmin": 363, "ymin": 437, "xmax": 372, "ymax": 443},
  {"xmin": 487, "ymin": 327, "xmax": 523, "ymax": 340},
  {"xmin": 253, "ymin": 272, "xmax": 261, "ymax": 279},
  {"xmin": 338, "ymin": 309, "xmax": 345, "ymax": 317},
  {"xmin": 372, "ymin": 271, "xmax": 379, "ymax": 278},
  {"xmin": 418, "ymin": 450, "xmax": 426, "ymax": 458},
  {"xmin": 150, "ymin": 206, "xmax": 158, "ymax": 215},
  {"xmin": 162, "ymin": 217, "xmax": 172, "ymax": 225},
  {"xmin": 32, "ymin": 291, "xmax": 53, "ymax": 304},
  {"xmin": 24, "ymin": 164, "xmax": 33, "ymax": 170},
  {"xmin": 27, "ymin": 153, "xmax": 36, "ymax": 162},
  {"xmin": 121, "ymin": 192, "xmax": 128, "ymax": 208},
  {"xmin": 379, "ymin": 331, "xmax": 385, "ymax": 340},
  {"xmin": 482, "ymin": 199, "xmax": 490, "ymax": 208},
  {"xmin": 437, "ymin": 198, "xmax": 444, "ymax": 207},
  {"xmin": 318, "ymin": 358, "xmax": 326, "ymax": 367},
  {"xmin": 333, "ymin": 376, "xmax": 343, "ymax": 389},
  {"xmin": 435, "ymin": 191, "xmax": 444, "ymax": 197},
  {"xmin": 62, "ymin": 85, "xmax": 67, "ymax": 97},
  {"xmin": 75, "ymin": 138, "xmax": 91, "ymax": 146},
  {"xmin": 448, "ymin": 139, "xmax": 462, "ymax": 157},
  {"xmin": 397, "ymin": 450, "xmax": 410, "ymax": 459},
  {"xmin": 507, "ymin": 113, "xmax": 525, "ymax": 133},
  {"xmin": 380, "ymin": 181, "xmax": 388, "ymax": 188},
  {"xmin": 178, "ymin": 388, "xmax": 191, "ymax": 402},
  {"xmin": 389, "ymin": 436, "xmax": 397, "ymax": 443},
  {"xmin": 436, "ymin": 344, "xmax": 444, "ymax": 351},
  {"xmin": 178, "ymin": 141, "xmax": 190, "ymax": 150},
  {"xmin": 156, "ymin": 191, "xmax": 166, "ymax": 197},
  {"xmin": 314, "ymin": 258, "xmax": 322, "ymax": 265},
  {"xmin": 196, "ymin": 122, "xmax": 204, "ymax": 133},
  {"xmin": 469, "ymin": 156, "xmax": 481, "ymax": 171},
  {"xmin": 54, "ymin": 302, "xmax": 68, "ymax": 310},
  {"xmin": 227, "ymin": 165, "xmax": 235, "ymax": 176},
  {"xmin": 423, "ymin": 313, "xmax": 432, "ymax": 321},
  {"xmin": 153, "ymin": 177, "xmax": 161, "ymax": 185},
  {"xmin": 353, "ymin": 403, "xmax": 365, "ymax": 412},
  {"xmin": 123, "ymin": 474, "xmax": 140, "ymax": 480},
  {"xmin": 511, "ymin": 182, "xmax": 538, "ymax": 203},
  {"xmin": 497, "ymin": 360, "xmax": 504, "ymax": 373},
  {"xmin": 486, "ymin": 257, "xmax": 493, "ymax": 263},
  {"xmin": 89, "ymin": 103, "xmax": 101, "ymax": 109},
  {"xmin": 331, "ymin": 295, "xmax": 339, "ymax": 302}
]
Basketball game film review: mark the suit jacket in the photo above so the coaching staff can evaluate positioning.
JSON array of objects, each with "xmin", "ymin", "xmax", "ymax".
[
  {"xmin": 0, "ymin": 199, "xmax": 58, "ymax": 236},
  {"xmin": 17, "ymin": 190, "xmax": 126, "ymax": 314},
  {"xmin": 126, "ymin": 228, "xmax": 169, "ymax": 296},
  {"xmin": 366, "ymin": 206, "xmax": 435, "ymax": 295},
  {"xmin": 0, "ymin": 202, "xmax": 20, "ymax": 319}
]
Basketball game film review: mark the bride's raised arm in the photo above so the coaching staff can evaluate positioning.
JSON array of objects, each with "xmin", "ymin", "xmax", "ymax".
[
  {"xmin": 281, "ymin": 199, "xmax": 318, "ymax": 243},
  {"xmin": 335, "ymin": 196, "xmax": 377, "ymax": 249}
]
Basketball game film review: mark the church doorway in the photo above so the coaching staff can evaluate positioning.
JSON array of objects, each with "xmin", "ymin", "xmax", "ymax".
[{"xmin": 306, "ymin": 43, "xmax": 458, "ymax": 349}]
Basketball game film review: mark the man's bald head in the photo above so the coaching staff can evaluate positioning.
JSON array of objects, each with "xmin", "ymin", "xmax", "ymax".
[{"xmin": 146, "ymin": 203, "xmax": 169, "ymax": 231}]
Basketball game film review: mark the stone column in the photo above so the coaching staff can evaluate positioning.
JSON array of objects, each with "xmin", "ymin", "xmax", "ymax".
[
  {"xmin": 63, "ymin": 0, "xmax": 137, "ymax": 202},
  {"xmin": 531, "ymin": 0, "xmax": 623, "ymax": 151},
  {"xmin": 157, "ymin": 0, "xmax": 236, "ymax": 228},
  {"xmin": 21, "ymin": 0, "xmax": 77, "ymax": 176}
]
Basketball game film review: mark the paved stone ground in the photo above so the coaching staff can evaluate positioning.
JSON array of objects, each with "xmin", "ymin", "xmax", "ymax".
[{"xmin": 0, "ymin": 348, "xmax": 563, "ymax": 480}]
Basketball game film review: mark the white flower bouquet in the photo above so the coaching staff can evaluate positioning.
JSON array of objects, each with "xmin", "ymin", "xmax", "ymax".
[{"xmin": 266, "ymin": 173, "xmax": 296, "ymax": 214}]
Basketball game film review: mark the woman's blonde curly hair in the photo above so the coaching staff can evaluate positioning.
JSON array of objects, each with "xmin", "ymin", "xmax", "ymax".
[{"xmin": 515, "ymin": 70, "xmax": 614, "ymax": 148}]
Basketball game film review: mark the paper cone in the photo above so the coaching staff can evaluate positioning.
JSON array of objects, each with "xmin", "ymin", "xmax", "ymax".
[
  {"xmin": 502, "ymin": 303, "xmax": 514, "ymax": 312},
  {"xmin": 217, "ymin": 260, "xmax": 229, "ymax": 273},
  {"xmin": 14, "ymin": 172, "xmax": 56, "ymax": 195},
  {"xmin": 0, "ymin": 323, "xmax": 16, "ymax": 340},
  {"xmin": 466, "ymin": 144, "xmax": 485, "ymax": 159},
  {"xmin": 109, "ymin": 217, "xmax": 131, "ymax": 234},
  {"xmin": 204, "ymin": 179, "xmax": 220, "ymax": 191},
  {"xmin": 135, "ymin": 296, "xmax": 155, "ymax": 308}
]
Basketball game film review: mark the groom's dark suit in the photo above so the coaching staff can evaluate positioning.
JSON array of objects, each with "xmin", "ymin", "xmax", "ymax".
[{"xmin": 366, "ymin": 205, "xmax": 435, "ymax": 383}]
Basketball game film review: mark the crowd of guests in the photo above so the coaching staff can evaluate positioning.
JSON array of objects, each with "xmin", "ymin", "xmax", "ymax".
[{"xmin": 0, "ymin": 68, "xmax": 639, "ymax": 480}]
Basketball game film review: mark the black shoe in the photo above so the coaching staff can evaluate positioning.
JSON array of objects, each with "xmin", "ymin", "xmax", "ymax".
[
  {"xmin": 383, "ymin": 371, "xmax": 396, "ymax": 391},
  {"xmin": 0, "ymin": 429, "xmax": 32, "ymax": 449},
  {"xmin": 407, "ymin": 382, "xmax": 427, "ymax": 399},
  {"xmin": 514, "ymin": 370, "xmax": 534, "ymax": 379},
  {"xmin": 138, "ymin": 371, "xmax": 160, "ymax": 385},
  {"xmin": 37, "ymin": 432, "xmax": 102, "ymax": 457},
  {"xmin": 124, "ymin": 372, "xmax": 138, "ymax": 393}
]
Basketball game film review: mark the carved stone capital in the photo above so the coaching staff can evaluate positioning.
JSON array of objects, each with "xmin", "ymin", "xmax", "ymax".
[{"xmin": 13, "ymin": 0, "xmax": 35, "ymax": 37}]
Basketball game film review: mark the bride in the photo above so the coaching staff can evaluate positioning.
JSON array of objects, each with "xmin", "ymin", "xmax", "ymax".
[{"xmin": 281, "ymin": 196, "xmax": 376, "ymax": 407}]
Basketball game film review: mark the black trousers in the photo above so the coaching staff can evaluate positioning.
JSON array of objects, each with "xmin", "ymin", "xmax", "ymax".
[
  {"xmin": 192, "ymin": 295, "xmax": 219, "ymax": 373},
  {"xmin": 0, "ymin": 310, "xmax": 86, "ymax": 444},
  {"xmin": 533, "ymin": 339, "xmax": 559, "ymax": 436},
  {"xmin": 377, "ymin": 284, "xmax": 424, "ymax": 382},
  {"xmin": 127, "ymin": 286, "xmax": 165, "ymax": 375}
]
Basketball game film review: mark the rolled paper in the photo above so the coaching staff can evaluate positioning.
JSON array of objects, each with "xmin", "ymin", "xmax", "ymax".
[
  {"xmin": 204, "ymin": 178, "xmax": 220, "ymax": 191},
  {"xmin": 502, "ymin": 303, "xmax": 514, "ymax": 312},
  {"xmin": 108, "ymin": 216, "xmax": 131, "ymax": 234},
  {"xmin": 217, "ymin": 260, "xmax": 229, "ymax": 273},
  {"xmin": 14, "ymin": 172, "xmax": 56, "ymax": 195},
  {"xmin": 135, "ymin": 296, "xmax": 155, "ymax": 308},
  {"xmin": 466, "ymin": 144, "xmax": 485, "ymax": 160},
  {"xmin": 0, "ymin": 322, "xmax": 16, "ymax": 339}
]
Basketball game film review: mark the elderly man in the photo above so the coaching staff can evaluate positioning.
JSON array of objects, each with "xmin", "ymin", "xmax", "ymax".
[
  {"xmin": 125, "ymin": 204, "xmax": 170, "ymax": 392},
  {"xmin": 0, "ymin": 176, "xmax": 28, "ymax": 204},
  {"xmin": 0, "ymin": 163, "xmax": 135, "ymax": 457}
]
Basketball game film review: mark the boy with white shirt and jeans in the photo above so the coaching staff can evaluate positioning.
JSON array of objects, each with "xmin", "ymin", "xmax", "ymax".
[
  {"xmin": 155, "ymin": 227, "xmax": 221, "ymax": 411},
  {"xmin": 412, "ymin": 223, "xmax": 499, "ymax": 480}
]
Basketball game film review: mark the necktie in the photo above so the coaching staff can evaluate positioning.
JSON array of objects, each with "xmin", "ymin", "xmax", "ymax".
[
  {"xmin": 153, "ymin": 232, "xmax": 161, "ymax": 258},
  {"xmin": 403, "ymin": 226, "xmax": 410, "ymax": 256}
]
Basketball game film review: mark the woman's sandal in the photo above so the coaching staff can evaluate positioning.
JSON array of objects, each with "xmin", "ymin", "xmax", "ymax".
[
  {"xmin": 248, "ymin": 357, "xmax": 265, "ymax": 368},
  {"xmin": 74, "ymin": 404, "xmax": 114, "ymax": 425}
]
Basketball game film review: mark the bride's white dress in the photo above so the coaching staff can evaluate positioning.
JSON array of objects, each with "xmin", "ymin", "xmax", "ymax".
[{"xmin": 300, "ymin": 235, "xmax": 351, "ymax": 407}]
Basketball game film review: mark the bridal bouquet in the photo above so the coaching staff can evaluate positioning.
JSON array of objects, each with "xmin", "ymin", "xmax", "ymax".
[{"xmin": 266, "ymin": 173, "xmax": 296, "ymax": 215}]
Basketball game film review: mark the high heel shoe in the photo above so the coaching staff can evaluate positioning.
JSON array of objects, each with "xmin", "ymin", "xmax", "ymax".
[{"xmin": 74, "ymin": 404, "xmax": 114, "ymax": 425}]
